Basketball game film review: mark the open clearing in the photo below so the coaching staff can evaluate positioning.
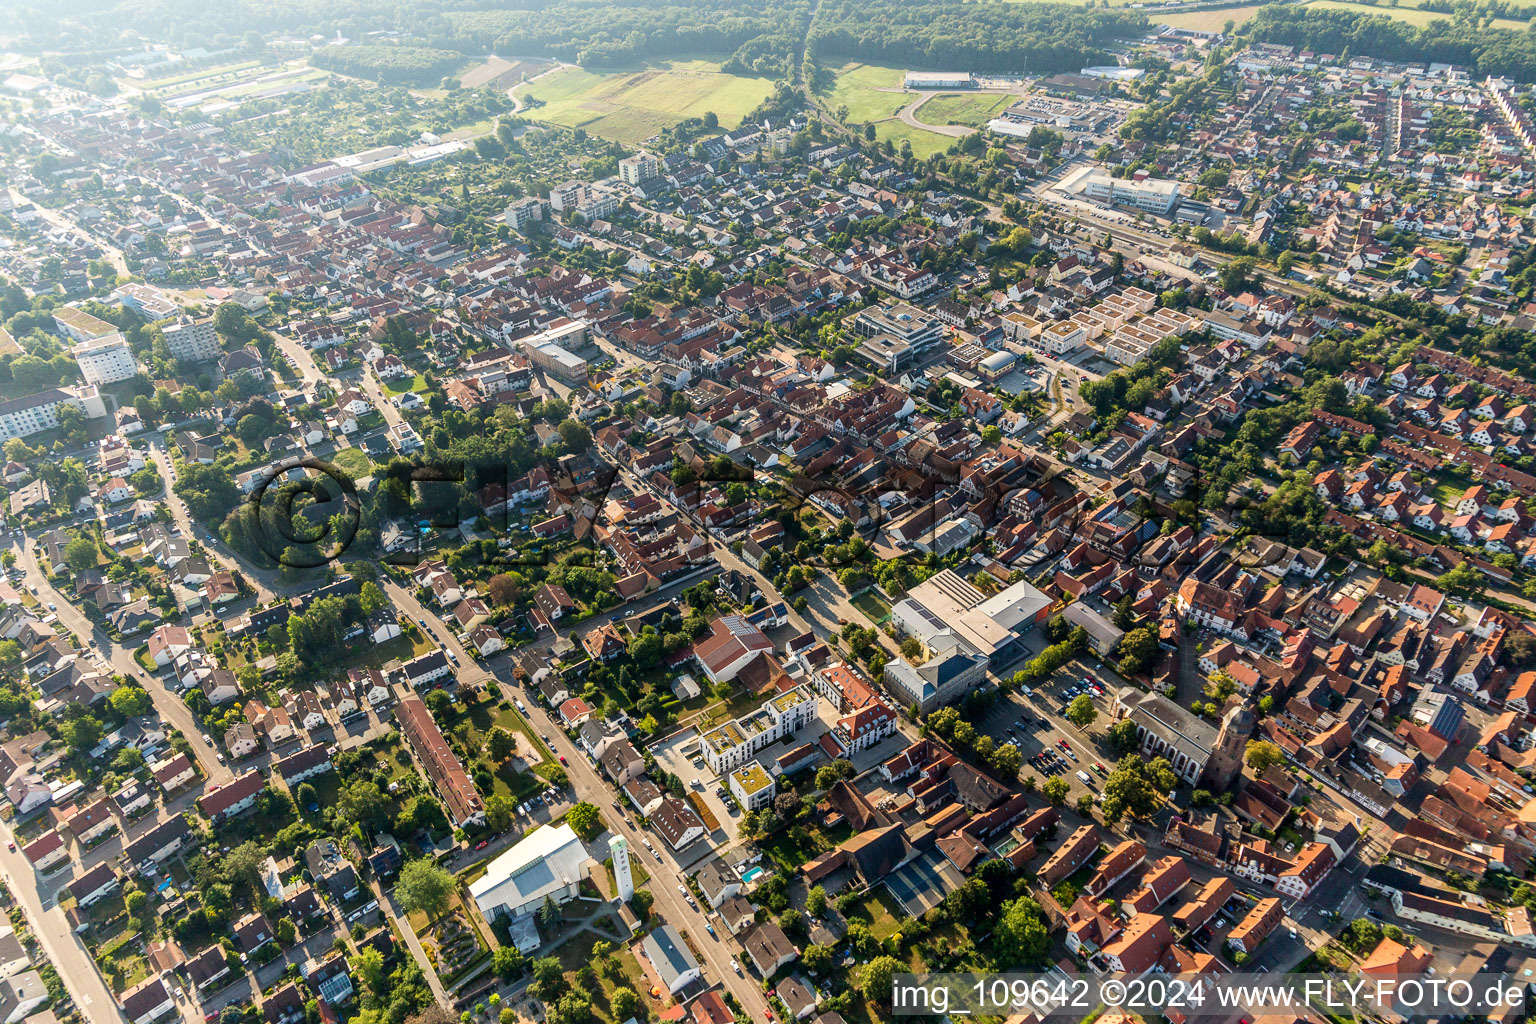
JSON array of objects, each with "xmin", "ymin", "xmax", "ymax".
[
  {"xmin": 512, "ymin": 59, "xmax": 774, "ymax": 144},
  {"xmin": 822, "ymin": 63, "xmax": 987, "ymax": 158},
  {"xmin": 823, "ymin": 62, "xmax": 910, "ymax": 124},
  {"xmin": 918, "ymin": 91, "xmax": 1015, "ymax": 128}
]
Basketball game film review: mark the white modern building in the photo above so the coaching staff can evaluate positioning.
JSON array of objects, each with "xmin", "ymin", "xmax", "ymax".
[
  {"xmin": 0, "ymin": 385, "xmax": 107, "ymax": 442},
  {"xmin": 701, "ymin": 686, "xmax": 818, "ymax": 775},
  {"xmin": 1078, "ymin": 171, "xmax": 1181, "ymax": 216},
  {"xmin": 904, "ymin": 71, "xmax": 974, "ymax": 89},
  {"xmin": 609, "ymin": 836, "xmax": 634, "ymax": 901},
  {"xmin": 619, "ymin": 152, "xmax": 660, "ymax": 185},
  {"xmin": 73, "ymin": 332, "xmax": 138, "ymax": 385}
]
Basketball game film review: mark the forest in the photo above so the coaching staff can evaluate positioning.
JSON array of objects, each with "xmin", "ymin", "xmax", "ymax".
[
  {"xmin": 6, "ymin": 0, "xmax": 1143, "ymax": 81},
  {"xmin": 1248, "ymin": 5, "xmax": 1536, "ymax": 81},
  {"xmin": 309, "ymin": 45, "xmax": 466, "ymax": 85},
  {"xmin": 806, "ymin": 0, "xmax": 1146, "ymax": 75}
]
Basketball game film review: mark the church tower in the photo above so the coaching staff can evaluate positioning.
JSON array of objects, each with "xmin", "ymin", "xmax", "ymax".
[{"xmin": 1203, "ymin": 704, "xmax": 1255, "ymax": 791}]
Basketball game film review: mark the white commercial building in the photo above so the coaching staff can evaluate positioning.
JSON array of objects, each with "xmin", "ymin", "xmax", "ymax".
[
  {"xmin": 904, "ymin": 71, "xmax": 974, "ymax": 89},
  {"xmin": 619, "ymin": 152, "xmax": 660, "ymax": 185},
  {"xmin": 0, "ymin": 385, "xmax": 106, "ymax": 441},
  {"xmin": 1079, "ymin": 171, "xmax": 1181, "ymax": 216},
  {"xmin": 701, "ymin": 686, "xmax": 818, "ymax": 775}
]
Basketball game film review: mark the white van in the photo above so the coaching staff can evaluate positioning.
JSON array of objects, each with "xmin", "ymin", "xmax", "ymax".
[{"xmin": 1076, "ymin": 770, "xmax": 1093, "ymax": 785}]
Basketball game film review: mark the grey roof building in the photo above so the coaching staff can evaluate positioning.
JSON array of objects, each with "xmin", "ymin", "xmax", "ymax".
[{"xmin": 639, "ymin": 924, "xmax": 700, "ymax": 994}]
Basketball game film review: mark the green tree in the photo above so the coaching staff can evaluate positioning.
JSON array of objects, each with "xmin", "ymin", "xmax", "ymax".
[
  {"xmin": 487, "ymin": 727, "xmax": 517, "ymax": 763},
  {"xmin": 566, "ymin": 801, "xmax": 604, "ymax": 841},
  {"xmin": 1244, "ymin": 740, "xmax": 1284, "ymax": 773},
  {"xmin": 336, "ymin": 778, "xmax": 391, "ymax": 834},
  {"xmin": 1107, "ymin": 718, "xmax": 1140, "ymax": 755},
  {"xmin": 355, "ymin": 947, "xmax": 387, "ymax": 1000},
  {"xmin": 395, "ymin": 859, "xmax": 456, "ymax": 919},
  {"xmin": 109, "ymin": 685, "xmax": 153, "ymax": 717},
  {"xmin": 609, "ymin": 989, "xmax": 641, "ymax": 1022},
  {"xmin": 1041, "ymin": 776, "xmax": 1070, "ymax": 806},
  {"xmin": 486, "ymin": 794, "xmax": 516, "ymax": 831},
  {"xmin": 859, "ymin": 956, "xmax": 902, "ymax": 1005},
  {"xmin": 63, "ymin": 537, "xmax": 98, "ymax": 571},
  {"xmin": 993, "ymin": 897, "xmax": 1050, "ymax": 966},
  {"xmin": 1100, "ymin": 755, "xmax": 1177, "ymax": 823},
  {"xmin": 492, "ymin": 946, "xmax": 524, "ymax": 982},
  {"xmin": 1065, "ymin": 694, "xmax": 1097, "ymax": 729}
]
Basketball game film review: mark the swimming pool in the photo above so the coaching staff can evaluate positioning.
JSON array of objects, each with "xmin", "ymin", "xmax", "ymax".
[{"xmin": 742, "ymin": 865, "xmax": 765, "ymax": 884}]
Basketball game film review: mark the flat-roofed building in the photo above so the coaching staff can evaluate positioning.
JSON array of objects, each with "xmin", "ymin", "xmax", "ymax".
[
  {"xmin": 1079, "ymin": 171, "xmax": 1181, "ymax": 215},
  {"xmin": 162, "ymin": 318, "xmax": 221, "ymax": 363},
  {"xmin": 73, "ymin": 333, "xmax": 137, "ymax": 385}
]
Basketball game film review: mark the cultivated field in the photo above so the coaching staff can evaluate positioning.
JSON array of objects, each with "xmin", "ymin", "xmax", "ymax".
[
  {"xmin": 458, "ymin": 56, "xmax": 555, "ymax": 91},
  {"xmin": 1301, "ymin": 0, "xmax": 1529, "ymax": 28},
  {"xmin": 1149, "ymin": 4, "xmax": 1264, "ymax": 29},
  {"xmin": 512, "ymin": 59, "xmax": 775, "ymax": 144}
]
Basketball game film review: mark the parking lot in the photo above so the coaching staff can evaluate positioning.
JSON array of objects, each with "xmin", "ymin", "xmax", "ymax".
[
  {"xmin": 973, "ymin": 665, "xmax": 1120, "ymax": 804},
  {"xmin": 648, "ymin": 729, "xmax": 740, "ymax": 838}
]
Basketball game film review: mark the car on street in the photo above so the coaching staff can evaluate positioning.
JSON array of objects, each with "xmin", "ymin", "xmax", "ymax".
[
  {"xmin": 731, "ymin": 959, "xmax": 741, "ymax": 975},
  {"xmin": 558, "ymin": 755, "xmax": 567, "ymax": 765},
  {"xmin": 5, "ymin": 841, "xmax": 12, "ymax": 852},
  {"xmin": 476, "ymin": 840, "xmax": 488, "ymax": 850}
]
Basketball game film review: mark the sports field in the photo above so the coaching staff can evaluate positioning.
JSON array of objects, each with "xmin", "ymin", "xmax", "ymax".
[{"xmin": 512, "ymin": 59, "xmax": 775, "ymax": 144}]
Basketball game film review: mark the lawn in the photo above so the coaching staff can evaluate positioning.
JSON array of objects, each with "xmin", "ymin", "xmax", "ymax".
[
  {"xmin": 757, "ymin": 820, "xmax": 851, "ymax": 871},
  {"xmin": 917, "ymin": 92, "xmax": 1015, "ymax": 128},
  {"xmin": 330, "ymin": 446, "xmax": 371, "ymax": 481},
  {"xmin": 845, "ymin": 891, "xmax": 906, "ymax": 942},
  {"xmin": 347, "ymin": 631, "xmax": 434, "ymax": 673},
  {"xmin": 385, "ymin": 372, "xmax": 430, "ymax": 394},
  {"xmin": 555, "ymin": 935, "xmax": 649, "ymax": 1024},
  {"xmin": 443, "ymin": 695, "xmax": 556, "ymax": 803},
  {"xmin": 1150, "ymin": 4, "xmax": 1263, "ymax": 29},
  {"xmin": 819, "ymin": 64, "xmax": 964, "ymax": 158},
  {"xmin": 822, "ymin": 62, "xmax": 909, "ymax": 124},
  {"xmin": 513, "ymin": 60, "xmax": 776, "ymax": 145},
  {"xmin": 871, "ymin": 119, "xmax": 959, "ymax": 160}
]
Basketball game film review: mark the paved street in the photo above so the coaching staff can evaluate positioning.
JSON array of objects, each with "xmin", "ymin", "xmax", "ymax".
[{"xmin": 0, "ymin": 818, "xmax": 126, "ymax": 1024}]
